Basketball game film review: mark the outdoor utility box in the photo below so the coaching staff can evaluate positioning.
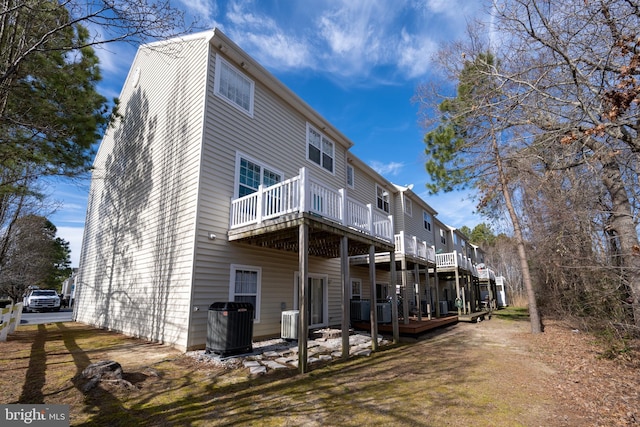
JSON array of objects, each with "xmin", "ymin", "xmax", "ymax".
[{"xmin": 206, "ymin": 302, "xmax": 254, "ymax": 356}]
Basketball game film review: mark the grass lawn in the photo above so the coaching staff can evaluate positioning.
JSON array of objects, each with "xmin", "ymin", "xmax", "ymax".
[{"xmin": 1, "ymin": 313, "xmax": 566, "ymax": 426}]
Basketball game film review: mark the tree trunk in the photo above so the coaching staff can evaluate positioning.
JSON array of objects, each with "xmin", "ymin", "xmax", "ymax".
[
  {"xmin": 599, "ymin": 155, "xmax": 640, "ymax": 326},
  {"xmin": 492, "ymin": 129, "xmax": 542, "ymax": 333}
]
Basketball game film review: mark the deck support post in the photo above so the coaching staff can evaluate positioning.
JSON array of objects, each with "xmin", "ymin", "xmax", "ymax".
[
  {"xmin": 369, "ymin": 245, "xmax": 378, "ymax": 351},
  {"xmin": 415, "ymin": 263, "xmax": 422, "ymax": 321},
  {"xmin": 298, "ymin": 222, "xmax": 309, "ymax": 374},
  {"xmin": 401, "ymin": 257, "xmax": 409, "ymax": 325},
  {"xmin": 455, "ymin": 269, "xmax": 461, "ymax": 316},
  {"xmin": 341, "ymin": 235, "xmax": 350, "ymax": 360},
  {"xmin": 390, "ymin": 251, "xmax": 399, "ymax": 344},
  {"xmin": 424, "ymin": 265, "xmax": 432, "ymax": 320}
]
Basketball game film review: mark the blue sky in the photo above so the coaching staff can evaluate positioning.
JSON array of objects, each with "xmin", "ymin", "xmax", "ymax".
[{"xmin": 50, "ymin": 0, "xmax": 490, "ymax": 267}]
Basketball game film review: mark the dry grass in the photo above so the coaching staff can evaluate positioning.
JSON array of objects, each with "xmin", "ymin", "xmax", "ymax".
[{"xmin": 1, "ymin": 309, "xmax": 638, "ymax": 426}]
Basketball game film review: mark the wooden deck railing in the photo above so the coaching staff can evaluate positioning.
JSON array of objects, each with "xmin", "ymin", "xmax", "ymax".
[
  {"xmin": 230, "ymin": 167, "xmax": 393, "ymax": 242},
  {"xmin": 0, "ymin": 302, "xmax": 23, "ymax": 341}
]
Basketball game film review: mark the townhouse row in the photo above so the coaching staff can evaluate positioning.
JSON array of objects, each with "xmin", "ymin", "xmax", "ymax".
[{"xmin": 74, "ymin": 29, "xmax": 504, "ymax": 371}]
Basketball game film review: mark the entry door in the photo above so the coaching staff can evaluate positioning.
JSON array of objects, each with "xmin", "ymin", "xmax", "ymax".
[
  {"xmin": 308, "ymin": 276, "xmax": 325, "ymax": 326},
  {"xmin": 294, "ymin": 273, "xmax": 328, "ymax": 328}
]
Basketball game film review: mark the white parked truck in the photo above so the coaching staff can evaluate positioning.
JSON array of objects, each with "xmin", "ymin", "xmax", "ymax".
[{"xmin": 23, "ymin": 289, "xmax": 61, "ymax": 312}]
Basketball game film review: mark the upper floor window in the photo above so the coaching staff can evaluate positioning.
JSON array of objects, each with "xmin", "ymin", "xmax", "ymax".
[
  {"xmin": 423, "ymin": 212, "xmax": 432, "ymax": 231},
  {"xmin": 307, "ymin": 124, "xmax": 334, "ymax": 173},
  {"xmin": 215, "ymin": 55, "xmax": 254, "ymax": 116},
  {"xmin": 453, "ymin": 233, "xmax": 458, "ymax": 245},
  {"xmin": 236, "ymin": 153, "xmax": 282, "ymax": 198},
  {"xmin": 346, "ymin": 164, "xmax": 354, "ymax": 188},
  {"xmin": 440, "ymin": 228, "xmax": 446, "ymax": 245},
  {"xmin": 376, "ymin": 185, "xmax": 390, "ymax": 213},
  {"xmin": 404, "ymin": 196, "xmax": 412, "ymax": 217}
]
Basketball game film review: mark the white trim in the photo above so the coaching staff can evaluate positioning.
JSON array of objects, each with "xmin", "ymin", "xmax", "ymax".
[
  {"xmin": 350, "ymin": 278, "xmax": 362, "ymax": 299},
  {"xmin": 404, "ymin": 196, "xmax": 413, "ymax": 217},
  {"xmin": 346, "ymin": 164, "xmax": 355, "ymax": 189},
  {"xmin": 229, "ymin": 264, "xmax": 262, "ymax": 323},
  {"xmin": 214, "ymin": 54, "xmax": 255, "ymax": 117},
  {"xmin": 293, "ymin": 272, "xmax": 329, "ymax": 328},
  {"xmin": 234, "ymin": 151, "xmax": 285, "ymax": 199},
  {"xmin": 376, "ymin": 184, "xmax": 390, "ymax": 213},
  {"xmin": 423, "ymin": 211, "xmax": 432, "ymax": 231},
  {"xmin": 305, "ymin": 123, "xmax": 335, "ymax": 175}
]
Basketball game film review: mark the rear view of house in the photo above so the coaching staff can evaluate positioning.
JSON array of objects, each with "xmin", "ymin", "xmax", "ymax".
[
  {"xmin": 75, "ymin": 28, "xmax": 502, "ymax": 369},
  {"xmin": 75, "ymin": 29, "xmax": 394, "ymax": 360}
]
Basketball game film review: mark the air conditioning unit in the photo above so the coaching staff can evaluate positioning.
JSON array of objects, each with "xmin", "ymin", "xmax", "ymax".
[
  {"xmin": 439, "ymin": 301, "xmax": 449, "ymax": 316},
  {"xmin": 376, "ymin": 302, "xmax": 392, "ymax": 323},
  {"xmin": 281, "ymin": 310, "xmax": 299, "ymax": 340},
  {"xmin": 350, "ymin": 300, "xmax": 370, "ymax": 322}
]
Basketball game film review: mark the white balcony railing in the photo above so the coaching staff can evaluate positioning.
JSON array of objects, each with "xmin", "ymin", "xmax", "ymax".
[
  {"xmin": 477, "ymin": 264, "xmax": 496, "ymax": 280},
  {"xmin": 230, "ymin": 167, "xmax": 393, "ymax": 243},
  {"xmin": 436, "ymin": 250, "xmax": 458, "ymax": 269},
  {"xmin": 394, "ymin": 231, "xmax": 436, "ymax": 263},
  {"xmin": 435, "ymin": 250, "xmax": 483, "ymax": 274}
]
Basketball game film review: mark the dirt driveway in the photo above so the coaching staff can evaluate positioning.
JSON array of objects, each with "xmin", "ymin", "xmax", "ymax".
[{"xmin": 1, "ymin": 311, "xmax": 639, "ymax": 426}]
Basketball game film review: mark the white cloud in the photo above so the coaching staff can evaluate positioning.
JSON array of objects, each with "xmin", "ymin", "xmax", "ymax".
[
  {"xmin": 397, "ymin": 28, "xmax": 438, "ymax": 79},
  {"xmin": 177, "ymin": 0, "xmax": 218, "ymax": 25},
  {"xmin": 217, "ymin": 0, "xmax": 451, "ymax": 82},
  {"xmin": 223, "ymin": 0, "xmax": 313, "ymax": 69},
  {"xmin": 369, "ymin": 160, "xmax": 405, "ymax": 177}
]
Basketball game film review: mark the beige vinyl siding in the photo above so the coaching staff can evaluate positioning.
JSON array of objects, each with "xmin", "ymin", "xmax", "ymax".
[
  {"xmin": 401, "ymin": 198, "xmax": 436, "ymax": 248},
  {"xmin": 75, "ymin": 35, "xmax": 210, "ymax": 350},
  {"xmin": 187, "ymin": 46, "xmax": 350, "ymax": 348},
  {"xmin": 433, "ymin": 217, "xmax": 449, "ymax": 254},
  {"xmin": 346, "ymin": 159, "xmax": 395, "ymax": 222},
  {"xmin": 394, "ymin": 193, "xmax": 407, "ymax": 231}
]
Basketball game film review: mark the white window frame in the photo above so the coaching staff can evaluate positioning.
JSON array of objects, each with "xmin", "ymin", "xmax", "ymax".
[
  {"xmin": 229, "ymin": 264, "xmax": 262, "ymax": 322},
  {"xmin": 404, "ymin": 196, "xmax": 413, "ymax": 217},
  {"xmin": 234, "ymin": 152, "xmax": 284, "ymax": 198},
  {"xmin": 293, "ymin": 272, "xmax": 329, "ymax": 328},
  {"xmin": 306, "ymin": 123, "xmax": 335, "ymax": 174},
  {"xmin": 350, "ymin": 278, "xmax": 362, "ymax": 300},
  {"xmin": 346, "ymin": 164, "xmax": 355, "ymax": 189},
  {"xmin": 423, "ymin": 211, "xmax": 432, "ymax": 231},
  {"xmin": 376, "ymin": 184, "xmax": 390, "ymax": 213},
  {"xmin": 440, "ymin": 228, "xmax": 446, "ymax": 245},
  {"xmin": 214, "ymin": 54, "xmax": 255, "ymax": 117}
]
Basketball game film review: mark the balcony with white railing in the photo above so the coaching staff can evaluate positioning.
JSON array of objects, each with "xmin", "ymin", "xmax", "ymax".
[
  {"xmin": 230, "ymin": 167, "xmax": 393, "ymax": 243},
  {"xmin": 434, "ymin": 250, "xmax": 480, "ymax": 273},
  {"xmin": 394, "ymin": 231, "xmax": 436, "ymax": 264},
  {"xmin": 477, "ymin": 264, "xmax": 496, "ymax": 281},
  {"xmin": 435, "ymin": 250, "xmax": 458, "ymax": 269}
]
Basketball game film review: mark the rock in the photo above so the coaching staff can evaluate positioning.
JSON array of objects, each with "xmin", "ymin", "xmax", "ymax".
[
  {"xmin": 81, "ymin": 360, "xmax": 123, "ymax": 381},
  {"xmin": 249, "ymin": 365, "xmax": 267, "ymax": 375}
]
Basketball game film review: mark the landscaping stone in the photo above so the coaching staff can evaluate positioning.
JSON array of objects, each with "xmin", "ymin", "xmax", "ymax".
[
  {"xmin": 81, "ymin": 360, "xmax": 123, "ymax": 381},
  {"xmin": 249, "ymin": 365, "xmax": 267, "ymax": 375}
]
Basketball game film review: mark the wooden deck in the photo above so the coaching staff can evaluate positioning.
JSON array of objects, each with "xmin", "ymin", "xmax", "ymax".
[{"xmin": 352, "ymin": 315, "xmax": 458, "ymax": 336}]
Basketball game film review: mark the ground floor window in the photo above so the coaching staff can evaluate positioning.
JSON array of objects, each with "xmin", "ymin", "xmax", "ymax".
[
  {"xmin": 230, "ymin": 264, "xmax": 261, "ymax": 322},
  {"xmin": 351, "ymin": 279, "xmax": 362, "ymax": 300}
]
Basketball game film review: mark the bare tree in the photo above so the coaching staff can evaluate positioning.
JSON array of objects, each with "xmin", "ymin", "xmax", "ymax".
[
  {"xmin": 417, "ymin": 0, "xmax": 640, "ymax": 330},
  {"xmin": 0, "ymin": 214, "xmax": 70, "ymax": 302}
]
